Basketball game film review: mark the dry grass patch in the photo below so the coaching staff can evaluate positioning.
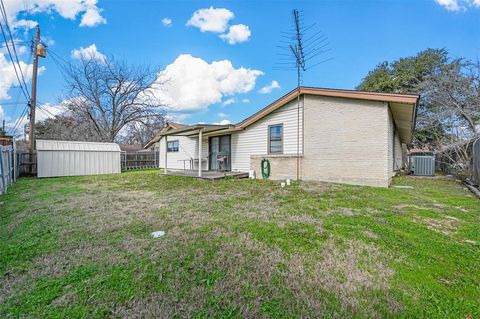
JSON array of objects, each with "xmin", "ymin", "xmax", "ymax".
[
  {"xmin": 299, "ymin": 181, "xmax": 339, "ymax": 194},
  {"xmin": 414, "ymin": 215, "xmax": 460, "ymax": 236},
  {"xmin": 286, "ymin": 238, "xmax": 397, "ymax": 317}
]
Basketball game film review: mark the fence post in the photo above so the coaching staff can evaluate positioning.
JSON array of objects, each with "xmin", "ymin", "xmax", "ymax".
[
  {"xmin": 7, "ymin": 148, "xmax": 13, "ymax": 186},
  {"xmin": 13, "ymin": 138, "xmax": 17, "ymax": 182},
  {"xmin": 0, "ymin": 145, "xmax": 6, "ymax": 194}
]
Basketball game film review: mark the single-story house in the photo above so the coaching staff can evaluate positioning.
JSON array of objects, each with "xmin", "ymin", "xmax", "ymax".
[{"xmin": 145, "ymin": 86, "xmax": 419, "ymax": 187}]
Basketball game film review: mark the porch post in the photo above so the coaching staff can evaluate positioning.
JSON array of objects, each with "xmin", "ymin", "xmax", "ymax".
[
  {"xmin": 198, "ymin": 129, "xmax": 203, "ymax": 177},
  {"xmin": 164, "ymin": 135, "xmax": 168, "ymax": 175}
]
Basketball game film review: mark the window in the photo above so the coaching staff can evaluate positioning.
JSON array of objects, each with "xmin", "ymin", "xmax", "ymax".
[
  {"xmin": 167, "ymin": 140, "xmax": 179, "ymax": 152},
  {"xmin": 268, "ymin": 124, "xmax": 283, "ymax": 154}
]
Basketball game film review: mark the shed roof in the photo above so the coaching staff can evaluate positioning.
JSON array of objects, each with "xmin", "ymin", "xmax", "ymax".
[{"xmin": 36, "ymin": 140, "xmax": 121, "ymax": 152}]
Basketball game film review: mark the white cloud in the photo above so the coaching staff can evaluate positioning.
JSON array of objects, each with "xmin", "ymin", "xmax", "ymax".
[
  {"xmin": 162, "ymin": 17, "xmax": 172, "ymax": 26},
  {"xmin": 80, "ymin": 7, "xmax": 107, "ymax": 27},
  {"xmin": 35, "ymin": 102, "xmax": 66, "ymax": 122},
  {"xmin": 242, "ymin": 98, "xmax": 250, "ymax": 103},
  {"xmin": 434, "ymin": 0, "xmax": 480, "ymax": 11},
  {"xmin": 222, "ymin": 98, "xmax": 236, "ymax": 106},
  {"xmin": 152, "ymin": 54, "xmax": 263, "ymax": 112},
  {"xmin": 2, "ymin": 0, "xmax": 107, "ymax": 28},
  {"xmin": 186, "ymin": 7, "xmax": 234, "ymax": 33},
  {"xmin": 71, "ymin": 44, "xmax": 106, "ymax": 61},
  {"xmin": 14, "ymin": 19, "xmax": 38, "ymax": 29},
  {"xmin": 0, "ymin": 105, "xmax": 6, "ymax": 119},
  {"xmin": 258, "ymin": 80, "xmax": 280, "ymax": 94},
  {"xmin": 220, "ymin": 24, "xmax": 251, "ymax": 44},
  {"xmin": 217, "ymin": 112, "xmax": 228, "ymax": 118},
  {"xmin": 0, "ymin": 51, "xmax": 46, "ymax": 100},
  {"xmin": 213, "ymin": 119, "xmax": 231, "ymax": 125}
]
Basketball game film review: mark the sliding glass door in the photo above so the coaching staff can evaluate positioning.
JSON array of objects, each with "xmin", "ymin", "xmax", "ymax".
[{"xmin": 209, "ymin": 135, "xmax": 231, "ymax": 171}]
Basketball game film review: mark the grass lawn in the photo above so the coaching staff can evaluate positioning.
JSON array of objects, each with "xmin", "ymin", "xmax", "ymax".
[{"xmin": 1, "ymin": 170, "xmax": 479, "ymax": 318}]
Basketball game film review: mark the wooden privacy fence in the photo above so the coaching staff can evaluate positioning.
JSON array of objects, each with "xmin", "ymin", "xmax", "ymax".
[
  {"xmin": 0, "ymin": 144, "xmax": 16, "ymax": 194},
  {"xmin": 17, "ymin": 152, "xmax": 37, "ymax": 177},
  {"xmin": 121, "ymin": 151, "xmax": 158, "ymax": 171}
]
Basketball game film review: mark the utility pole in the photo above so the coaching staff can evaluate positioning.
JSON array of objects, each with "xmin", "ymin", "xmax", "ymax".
[{"xmin": 28, "ymin": 25, "xmax": 46, "ymax": 151}]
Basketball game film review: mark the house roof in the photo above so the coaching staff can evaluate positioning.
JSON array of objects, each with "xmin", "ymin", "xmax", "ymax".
[
  {"xmin": 143, "ymin": 122, "xmax": 187, "ymax": 148},
  {"xmin": 144, "ymin": 87, "xmax": 419, "ymax": 147},
  {"xmin": 237, "ymin": 87, "xmax": 418, "ymax": 127},
  {"xmin": 158, "ymin": 124, "xmax": 233, "ymax": 137}
]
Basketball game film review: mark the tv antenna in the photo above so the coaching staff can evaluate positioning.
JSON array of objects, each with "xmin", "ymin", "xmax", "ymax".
[
  {"xmin": 275, "ymin": 9, "xmax": 332, "ymax": 180},
  {"xmin": 276, "ymin": 9, "xmax": 332, "ymax": 87}
]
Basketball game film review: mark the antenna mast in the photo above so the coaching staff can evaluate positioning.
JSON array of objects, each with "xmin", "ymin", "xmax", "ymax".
[{"xmin": 276, "ymin": 9, "xmax": 332, "ymax": 180}]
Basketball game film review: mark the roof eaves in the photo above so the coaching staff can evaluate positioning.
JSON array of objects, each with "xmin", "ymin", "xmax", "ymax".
[{"xmin": 235, "ymin": 86, "xmax": 419, "ymax": 130}]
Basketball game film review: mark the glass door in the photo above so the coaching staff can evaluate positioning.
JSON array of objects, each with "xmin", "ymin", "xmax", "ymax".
[
  {"xmin": 209, "ymin": 135, "xmax": 231, "ymax": 171},
  {"xmin": 209, "ymin": 136, "xmax": 220, "ymax": 170}
]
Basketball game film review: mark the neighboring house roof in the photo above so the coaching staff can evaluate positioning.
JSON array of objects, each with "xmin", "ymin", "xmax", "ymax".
[
  {"xmin": 144, "ymin": 87, "xmax": 420, "ymax": 147},
  {"xmin": 164, "ymin": 122, "xmax": 187, "ymax": 130}
]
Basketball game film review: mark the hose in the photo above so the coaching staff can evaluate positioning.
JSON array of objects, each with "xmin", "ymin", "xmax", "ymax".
[{"xmin": 261, "ymin": 158, "xmax": 270, "ymax": 179}]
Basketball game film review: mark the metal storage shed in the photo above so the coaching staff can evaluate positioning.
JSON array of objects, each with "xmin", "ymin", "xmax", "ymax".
[{"xmin": 36, "ymin": 140, "xmax": 121, "ymax": 178}]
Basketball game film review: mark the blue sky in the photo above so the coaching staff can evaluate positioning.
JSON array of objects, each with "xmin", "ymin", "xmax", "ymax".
[{"xmin": 0, "ymin": 0, "xmax": 479, "ymax": 136}]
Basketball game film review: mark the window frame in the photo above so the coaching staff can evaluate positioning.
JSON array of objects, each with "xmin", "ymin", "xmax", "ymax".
[
  {"xmin": 268, "ymin": 124, "xmax": 284, "ymax": 154},
  {"xmin": 166, "ymin": 139, "xmax": 179, "ymax": 152}
]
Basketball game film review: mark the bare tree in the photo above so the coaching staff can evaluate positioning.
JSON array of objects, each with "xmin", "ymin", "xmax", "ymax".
[
  {"xmin": 63, "ymin": 56, "xmax": 166, "ymax": 142},
  {"xmin": 119, "ymin": 113, "xmax": 166, "ymax": 146},
  {"xmin": 35, "ymin": 114, "xmax": 104, "ymax": 142},
  {"xmin": 420, "ymin": 59, "xmax": 480, "ymax": 177}
]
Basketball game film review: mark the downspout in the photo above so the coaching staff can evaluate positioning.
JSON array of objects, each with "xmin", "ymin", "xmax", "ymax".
[
  {"xmin": 302, "ymin": 93, "xmax": 305, "ymax": 179},
  {"xmin": 296, "ymin": 85, "xmax": 300, "ymax": 181},
  {"xmin": 164, "ymin": 135, "xmax": 168, "ymax": 175},
  {"xmin": 198, "ymin": 129, "xmax": 203, "ymax": 177}
]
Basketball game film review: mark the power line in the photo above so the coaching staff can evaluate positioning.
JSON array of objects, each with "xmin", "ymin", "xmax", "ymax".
[
  {"xmin": 37, "ymin": 103, "xmax": 57, "ymax": 118},
  {"xmin": 46, "ymin": 47, "xmax": 77, "ymax": 75},
  {"xmin": 0, "ymin": 41, "xmax": 30, "ymax": 49},
  {"xmin": 0, "ymin": 0, "xmax": 31, "ymax": 101},
  {"xmin": 8, "ymin": 103, "xmax": 28, "ymax": 134},
  {"xmin": 0, "ymin": 0, "xmax": 31, "ymax": 96},
  {"xmin": 0, "ymin": 0, "xmax": 30, "ymax": 100},
  {"xmin": 0, "ymin": 100, "xmax": 27, "ymax": 106}
]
